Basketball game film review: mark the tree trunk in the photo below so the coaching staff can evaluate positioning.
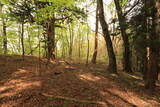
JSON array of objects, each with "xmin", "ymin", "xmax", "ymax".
[
  {"xmin": 69, "ymin": 24, "xmax": 74, "ymax": 59},
  {"xmin": 86, "ymin": 25, "xmax": 90, "ymax": 66},
  {"xmin": 141, "ymin": 1, "xmax": 148, "ymax": 80},
  {"xmin": 78, "ymin": 27, "xmax": 81, "ymax": 59},
  {"xmin": 27, "ymin": 25, "xmax": 33, "ymax": 55},
  {"xmin": 145, "ymin": 0, "xmax": 160, "ymax": 89},
  {"xmin": 61, "ymin": 42, "xmax": 65, "ymax": 58},
  {"xmin": 21, "ymin": 22, "xmax": 25, "ymax": 60},
  {"xmin": 141, "ymin": 50, "xmax": 147, "ymax": 80},
  {"xmin": 155, "ymin": 0, "xmax": 160, "ymax": 81},
  {"xmin": 146, "ymin": 48, "xmax": 158, "ymax": 89},
  {"xmin": 2, "ymin": 17, "xmax": 7, "ymax": 55},
  {"xmin": 42, "ymin": 33, "xmax": 47, "ymax": 58},
  {"xmin": 0, "ymin": 4, "xmax": 7, "ymax": 55},
  {"xmin": 114, "ymin": 0, "xmax": 132, "ymax": 73},
  {"xmin": 18, "ymin": 24, "xmax": 21, "ymax": 53},
  {"xmin": 46, "ymin": 19, "xmax": 56, "ymax": 60},
  {"xmin": 92, "ymin": 2, "xmax": 99, "ymax": 64},
  {"xmin": 61, "ymin": 32, "xmax": 65, "ymax": 58},
  {"xmin": 98, "ymin": 0, "xmax": 117, "ymax": 73}
]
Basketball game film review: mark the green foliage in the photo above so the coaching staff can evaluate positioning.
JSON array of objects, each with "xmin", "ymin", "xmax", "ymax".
[
  {"xmin": 108, "ymin": 1, "xmax": 115, "ymax": 10},
  {"xmin": 7, "ymin": 0, "xmax": 86, "ymax": 26},
  {"xmin": 0, "ymin": 0, "xmax": 111, "ymax": 61},
  {"xmin": 120, "ymin": 0, "xmax": 129, "ymax": 7},
  {"xmin": 108, "ymin": 0, "xmax": 129, "ymax": 10}
]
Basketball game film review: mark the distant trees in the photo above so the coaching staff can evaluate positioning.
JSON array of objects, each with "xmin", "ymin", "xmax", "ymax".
[
  {"xmin": 35, "ymin": 1, "xmax": 86, "ymax": 60},
  {"xmin": 9, "ymin": 0, "xmax": 34, "ymax": 59},
  {"xmin": 8, "ymin": 0, "xmax": 85, "ymax": 60}
]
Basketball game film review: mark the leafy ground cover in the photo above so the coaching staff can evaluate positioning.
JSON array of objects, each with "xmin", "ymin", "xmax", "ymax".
[{"xmin": 0, "ymin": 55, "xmax": 160, "ymax": 107}]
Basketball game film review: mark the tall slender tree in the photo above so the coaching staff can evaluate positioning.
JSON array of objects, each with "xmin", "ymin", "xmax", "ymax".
[
  {"xmin": 68, "ymin": 24, "xmax": 74, "ymax": 59},
  {"xmin": 145, "ymin": 0, "xmax": 160, "ymax": 89},
  {"xmin": 86, "ymin": 25, "xmax": 90, "ymax": 65},
  {"xmin": 0, "ymin": 3, "xmax": 7, "ymax": 55},
  {"xmin": 21, "ymin": 21, "xmax": 25, "ymax": 59},
  {"xmin": 92, "ymin": 1, "xmax": 99, "ymax": 64},
  {"xmin": 113, "ymin": 0, "xmax": 132, "ymax": 73},
  {"xmin": 98, "ymin": 0, "xmax": 117, "ymax": 73}
]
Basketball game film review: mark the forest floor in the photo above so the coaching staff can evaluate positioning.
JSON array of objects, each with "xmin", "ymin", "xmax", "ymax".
[{"xmin": 0, "ymin": 55, "xmax": 160, "ymax": 107}]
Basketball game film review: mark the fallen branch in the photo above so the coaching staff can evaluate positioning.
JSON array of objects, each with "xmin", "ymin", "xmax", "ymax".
[{"xmin": 42, "ymin": 93, "xmax": 108, "ymax": 107}]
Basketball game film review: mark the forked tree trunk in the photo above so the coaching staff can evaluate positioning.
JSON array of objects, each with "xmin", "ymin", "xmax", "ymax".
[
  {"xmin": 98, "ymin": 0, "xmax": 117, "ymax": 73},
  {"xmin": 114, "ymin": 0, "xmax": 132, "ymax": 73},
  {"xmin": 92, "ymin": 1, "xmax": 99, "ymax": 64}
]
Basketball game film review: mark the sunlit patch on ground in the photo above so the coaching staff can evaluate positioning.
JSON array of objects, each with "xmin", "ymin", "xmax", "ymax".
[
  {"xmin": 0, "ymin": 55, "xmax": 160, "ymax": 107},
  {"xmin": 106, "ymin": 88, "xmax": 151, "ymax": 107},
  {"xmin": 0, "ymin": 86, "xmax": 15, "ymax": 97},
  {"xmin": 79, "ymin": 73, "xmax": 102, "ymax": 82},
  {"xmin": 0, "ymin": 78, "xmax": 41, "ymax": 98},
  {"xmin": 14, "ymin": 69, "xmax": 28, "ymax": 75},
  {"xmin": 130, "ymin": 75, "xmax": 142, "ymax": 80}
]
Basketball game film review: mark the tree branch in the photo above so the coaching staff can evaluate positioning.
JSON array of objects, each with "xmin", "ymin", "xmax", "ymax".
[{"xmin": 123, "ymin": 0, "xmax": 140, "ymax": 16}]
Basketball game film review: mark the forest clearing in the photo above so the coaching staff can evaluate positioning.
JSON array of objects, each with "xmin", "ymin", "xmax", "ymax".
[{"xmin": 0, "ymin": 0, "xmax": 160, "ymax": 107}]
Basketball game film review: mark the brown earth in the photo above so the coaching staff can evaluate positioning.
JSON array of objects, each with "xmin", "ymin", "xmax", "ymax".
[{"xmin": 0, "ymin": 55, "xmax": 160, "ymax": 107}]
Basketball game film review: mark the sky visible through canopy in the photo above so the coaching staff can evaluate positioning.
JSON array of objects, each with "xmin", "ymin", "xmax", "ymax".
[{"xmin": 88, "ymin": 0, "xmax": 113, "ymax": 31}]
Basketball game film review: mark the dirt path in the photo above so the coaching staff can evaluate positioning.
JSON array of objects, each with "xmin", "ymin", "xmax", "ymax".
[{"xmin": 0, "ymin": 55, "xmax": 160, "ymax": 107}]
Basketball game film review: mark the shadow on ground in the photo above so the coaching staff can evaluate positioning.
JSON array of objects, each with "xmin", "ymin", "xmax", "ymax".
[{"xmin": 0, "ymin": 55, "xmax": 160, "ymax": 107}]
